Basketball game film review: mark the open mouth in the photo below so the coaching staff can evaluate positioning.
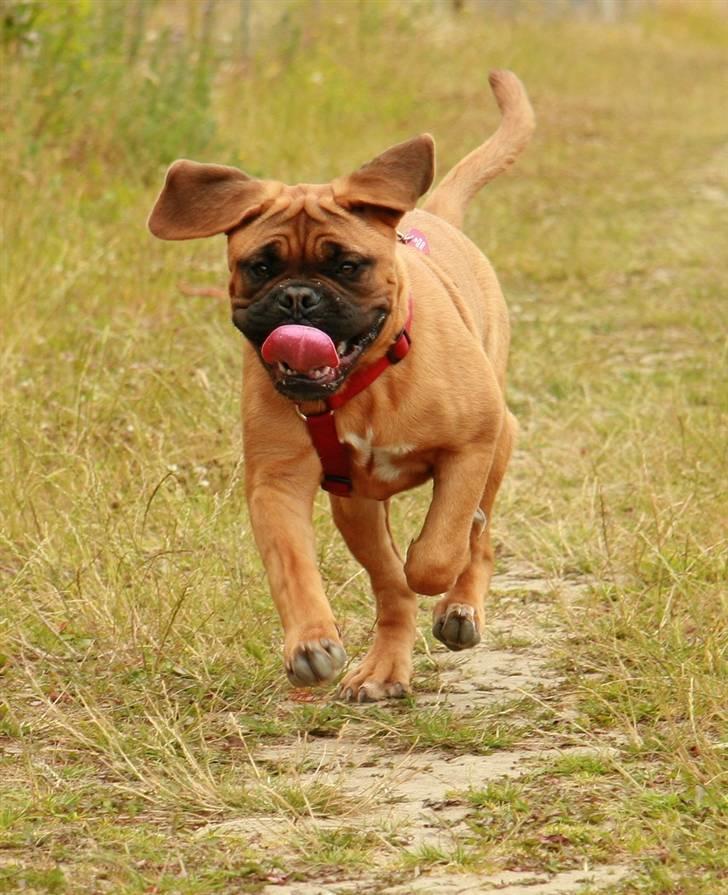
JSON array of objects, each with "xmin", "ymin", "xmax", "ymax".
[{"xmin": 262, "ymin": 312, "xmax": 387, "ymax": 400}]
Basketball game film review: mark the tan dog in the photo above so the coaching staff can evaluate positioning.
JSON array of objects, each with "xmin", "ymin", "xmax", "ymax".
[{"xmin": 148, "ymin": 71, "xmax": 534, "ymax": 701}]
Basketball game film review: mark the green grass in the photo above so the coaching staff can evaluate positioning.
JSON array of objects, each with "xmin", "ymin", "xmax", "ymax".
[
  {"xmin": 1, "ymin": 0, "xmax": 727, "ymax": 892},
  {"xmin": 446, "ymin": 760, "xmax": 727, "ymax": 884}
]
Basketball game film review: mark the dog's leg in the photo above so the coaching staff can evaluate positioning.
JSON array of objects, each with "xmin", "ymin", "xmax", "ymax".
[
  {"xmin": 432, "ymin": 411, "xmax": 516, "ymax": 650},
  {"xmin": 404, "ymin": 441, "xmax": 497, "ymax": 597},
  {"xmin": 330, "ymin": 496, "xmax": 417, "ymax": 703},
  {"xmin": 247, "ymin": 472, "xmax": 347, "ymax": 688}
]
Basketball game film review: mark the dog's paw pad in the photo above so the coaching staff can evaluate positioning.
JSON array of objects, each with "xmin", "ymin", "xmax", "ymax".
[
  {"xmin": 285, "ymin": 638, "xmax": 347, "ymax": 687},
  {"xmin": 432, "ymin": 603, "xmax": 481, "ymax": 651}
]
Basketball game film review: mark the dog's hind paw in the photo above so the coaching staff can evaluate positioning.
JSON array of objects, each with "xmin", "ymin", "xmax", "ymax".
[
  {"xmin": 432, "ymin": 602, "xmax": 481, "ymax": 651},
  {"xmin": 285, "ymin": 638, "xmax": 347, "ymax": 687}
]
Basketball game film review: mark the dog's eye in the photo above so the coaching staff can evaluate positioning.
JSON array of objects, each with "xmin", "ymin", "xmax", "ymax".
[
  {"xmin": 249, "ymin": 261, "xmax": 272, "ymax": 281},
  {"xmin": 338, "ymin": 260, "xmax": 359, "ymax": 277}
]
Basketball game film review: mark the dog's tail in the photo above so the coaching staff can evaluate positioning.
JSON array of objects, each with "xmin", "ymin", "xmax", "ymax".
[{"xmin": 422, "ymin": 70, "xmax": 534, "ymax": 230}]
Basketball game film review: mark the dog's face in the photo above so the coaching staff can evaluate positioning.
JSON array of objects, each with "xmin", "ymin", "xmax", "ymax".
[
  {"xmin": 226, "ymin": 189, "xmax": 399, "ymax": 401},
  {"xmin": 148, "ymin": 136, "xmax": 434, "ymax": 401}
]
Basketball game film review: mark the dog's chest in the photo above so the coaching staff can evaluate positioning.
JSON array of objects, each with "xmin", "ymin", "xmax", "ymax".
[
  {"xmin": 341, "ymin": 428, "xmax": 432, "ymax": 496},
  {"xmin": 341, "ymin": 428, "xmax": 412, "ymax": 482}
]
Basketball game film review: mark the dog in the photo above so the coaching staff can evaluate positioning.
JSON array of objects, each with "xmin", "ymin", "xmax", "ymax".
[{"xmin": 148, "ymin": 70, "xmax": 534, "ymax": 702}]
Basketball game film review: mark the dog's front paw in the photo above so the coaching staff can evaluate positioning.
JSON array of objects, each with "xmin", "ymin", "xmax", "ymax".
[
  {"xmin": 432, "ymin": 602, "xmax": 482, "ymax": 651},
  {"xmin": 285, "ymin": 635, "xmax": 347, "ymax": 687},
  {"xmin": 337, "ymin": 659, "xmax": 410, "ymax": 704},
  {"xmin": 340, "ymin": 679, "xmax": 409, "ymax": 703}
]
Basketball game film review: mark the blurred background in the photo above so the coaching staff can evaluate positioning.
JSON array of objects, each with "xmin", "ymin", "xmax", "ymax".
[{"xmin": 3, "ymin": 0, "xmax": 727, "ymax": 183}]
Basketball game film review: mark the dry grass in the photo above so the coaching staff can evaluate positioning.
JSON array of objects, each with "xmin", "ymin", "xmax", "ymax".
[{"xmin": 1, "ymin": 1, "xmax": 726, "ymax": 892}]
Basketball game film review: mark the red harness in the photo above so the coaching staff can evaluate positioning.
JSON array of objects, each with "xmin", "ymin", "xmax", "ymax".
[
  {"xmin": 295, "ymin": 229, "xmax": 424, "ymax": 497},
  {"xmin": 297, "ymin": 301, "xmax": 412, "ymax": 497}
]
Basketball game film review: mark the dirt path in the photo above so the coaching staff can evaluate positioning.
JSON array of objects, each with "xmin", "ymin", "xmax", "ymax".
[{"xmin": 233, "ymin": 566, "xmax": 628, "ymax": 893}]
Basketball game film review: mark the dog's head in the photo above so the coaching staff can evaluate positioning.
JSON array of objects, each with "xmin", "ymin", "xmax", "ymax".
[{"xmin": 148, "ymin": 137, "xmax": 434, "ymax": 402}]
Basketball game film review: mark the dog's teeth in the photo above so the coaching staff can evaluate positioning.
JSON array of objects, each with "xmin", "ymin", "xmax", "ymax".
[
  {"xmin": 306, "ymin": 366, "xmax": 333, "ymax": 380},
  {"xmin": 277, "ymin": 362, "xmax": 286, "ymax": 373},
  {"xmin": 337, "ymin": 341, "xmax": 347, "ymax": 356}
]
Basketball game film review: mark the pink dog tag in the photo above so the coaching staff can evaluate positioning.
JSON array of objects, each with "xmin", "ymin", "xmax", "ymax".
[{"xmin": 402, "ymin": 228, "xmax": 430, "ymax": 254}]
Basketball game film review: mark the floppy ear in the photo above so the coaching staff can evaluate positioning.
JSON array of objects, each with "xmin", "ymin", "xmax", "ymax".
[
  {"xmin": 332, "ymin": 134, "xmax": 435, "ymax": 229},
  {"xmin": 147, "ymin": 159, "xmax": 271, "ymax": 240}
]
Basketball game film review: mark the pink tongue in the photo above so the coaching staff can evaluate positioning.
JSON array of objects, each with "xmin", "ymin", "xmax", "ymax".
[{"xmin": 261, "ymin": 325, "xmax": 340, "ymax": 373}]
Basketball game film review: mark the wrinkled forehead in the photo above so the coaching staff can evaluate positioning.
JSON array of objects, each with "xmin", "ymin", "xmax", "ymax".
[{"xmin": 226, "ymin": 182, "xmax": 389, "ymax": 261}]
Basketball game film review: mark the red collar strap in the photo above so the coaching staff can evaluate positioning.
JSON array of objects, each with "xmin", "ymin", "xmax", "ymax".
[{"xmin": 297, "ymin": 299, "xmax": 413, "ymax": 497}]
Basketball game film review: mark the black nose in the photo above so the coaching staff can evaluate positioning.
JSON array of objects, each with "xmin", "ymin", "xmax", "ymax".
[{"xmin": 276, "ymin": 285, "xmax": 322, "ymax": 316}]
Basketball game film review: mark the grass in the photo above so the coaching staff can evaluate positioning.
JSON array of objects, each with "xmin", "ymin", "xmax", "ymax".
[
  {"xmin": 1, "ymin": 0, "xmax": 727, "ymax": 892},
  {"xmin": 444, "ymin": 759, "xmax": 727, "ymax": 885}
]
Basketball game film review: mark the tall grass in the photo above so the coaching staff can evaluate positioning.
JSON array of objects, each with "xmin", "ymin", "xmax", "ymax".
[{"xmin": 1, "ymin": 1, "xmax": 726, "ymax": 893}]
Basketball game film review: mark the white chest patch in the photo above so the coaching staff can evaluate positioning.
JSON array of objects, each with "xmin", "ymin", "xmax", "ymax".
[{"xmin": 342, "ymin": 429, "xmax": 414, "ymax": 483}]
